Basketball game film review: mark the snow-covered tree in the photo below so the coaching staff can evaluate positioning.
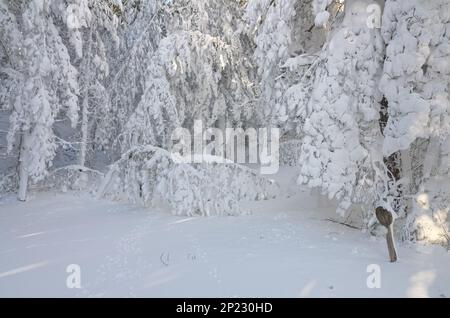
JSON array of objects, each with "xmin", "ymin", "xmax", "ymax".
[
  {"xmin": 0, "ymin": 1, "xmax": 23, "ymax": 113},
  {"xmin": 67, "ymin": 0, "xmax": 120, "ymax": 167},
  {"xmin": 118, "ymin": 0, "xmax": 256, "ymax": 152},
  {"xmin": 0, "ymin": 1, "xmax": 24, "ymax": 193},
  {"xmin": 296, "ymin": 0, "xmax": 385, "ymax": 218},
  {"xmin": 100, "ymin": 0, "xmax": 167, "ymax": 152},
  {"xmin": 2, "ymin": 0, "xmax": 79, "ymax": 201},
  {"xmin": 121, "ymin": 55, "xmax": 179, "ymax": 149},
  {"xmin": 244, "ymin": 0, "xmax": 299, "ymax": 125},
  {"xmin": 380, "ymin": 0, "xmax": 450, "ymax": 243}
]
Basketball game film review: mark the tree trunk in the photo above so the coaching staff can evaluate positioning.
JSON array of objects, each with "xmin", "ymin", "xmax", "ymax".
[
  {"xmin": 386, "ymin": 223, "xmax": 397, "ymax": 262},
  {"xmin": 376, "ymin": 206, "xmax": 398, "ymax": 262},
  {"xmin": 422, "ymin": 137, "xmax": 439, "ymax": 180},
  {"xmin": 400, "ymin": 148, "xmax": 413, "ymax": 214},
  {"xmin": 78, "ymin": 28, "xmax": 93, "ymax": 167},
  {"xmin": 79, "ymin": 96, "xmax": 89, "ymax": 167},
  {"xmin": 17, "ymin": 132, "xmax": 30, "ymax": 201},
  {"xmin": 379, "ymin": 96, "xmax": 402, "ymax": 211}
]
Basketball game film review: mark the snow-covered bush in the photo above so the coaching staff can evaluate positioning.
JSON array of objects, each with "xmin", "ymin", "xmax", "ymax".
[
  {"xmin": 98, "ymin": 146, "xmax": 279, "ymax": 216},
  {"xmin": 37, "ymin": 165, "xmax": 104, "ymax": 193},
  {"xmin": 407, "ymin": 177, "xmax": 450, "ymax": 248}
]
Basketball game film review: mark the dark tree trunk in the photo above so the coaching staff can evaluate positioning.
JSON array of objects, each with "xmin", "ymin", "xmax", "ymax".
[{"xmin": 376, "ymin": 207, "xmax": 397, "ymax": 262}]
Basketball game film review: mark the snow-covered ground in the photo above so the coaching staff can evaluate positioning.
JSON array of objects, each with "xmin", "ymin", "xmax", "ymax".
[{"xmin": 0, "ymin": 168, "xmax": 449, "ymax": 298}]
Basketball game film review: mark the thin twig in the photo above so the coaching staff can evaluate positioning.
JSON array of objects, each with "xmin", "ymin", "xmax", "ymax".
[{"xmin": 324, "ymin": 218, "xmax": 362, "ymax": 230}]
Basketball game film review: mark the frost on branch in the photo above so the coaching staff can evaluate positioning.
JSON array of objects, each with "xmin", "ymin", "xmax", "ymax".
[{"xmin": 97, "ymin": 146, "xmax": 279, "ymax": 216}]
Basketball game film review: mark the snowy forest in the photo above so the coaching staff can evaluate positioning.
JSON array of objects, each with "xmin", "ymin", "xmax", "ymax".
[{"xmin": 0, "ymin": 0, "xmax": 450, "ymax": 297}]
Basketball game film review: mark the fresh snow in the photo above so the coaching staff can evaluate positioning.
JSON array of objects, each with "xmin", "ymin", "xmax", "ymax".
[{"xmin": 0, "ymin": 168, "xmax": 449, "ymax": 298}]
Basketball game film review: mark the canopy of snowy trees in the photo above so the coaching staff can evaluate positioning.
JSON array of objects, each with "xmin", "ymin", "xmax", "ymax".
[{"xmin": 1, "ymin": 0, "xmax": 449, "ymax": 245}]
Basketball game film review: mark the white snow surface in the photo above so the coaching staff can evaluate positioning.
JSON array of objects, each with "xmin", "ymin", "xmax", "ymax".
[{"xmin": 0, "ymin": 168, "xmax": 449, "ymax": 298}]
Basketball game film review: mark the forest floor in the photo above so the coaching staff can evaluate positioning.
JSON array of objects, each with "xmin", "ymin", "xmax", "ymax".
[{"xmin": 0, "ymin": 168, "xmax": 449, "ymax": 297}]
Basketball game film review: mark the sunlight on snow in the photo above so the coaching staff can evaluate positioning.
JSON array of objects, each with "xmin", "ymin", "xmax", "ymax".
[{"xmin": 406, "ymin": 270, "xmax": 436, "ymax": 298}]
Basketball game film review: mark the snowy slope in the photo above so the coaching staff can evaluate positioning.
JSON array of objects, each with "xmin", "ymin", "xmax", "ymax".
[{"xmin": 0, "ymin": 168, "xmax": 449, "ymax": 298}]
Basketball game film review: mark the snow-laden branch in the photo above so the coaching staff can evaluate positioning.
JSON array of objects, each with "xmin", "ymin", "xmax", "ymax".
[{"xmin": 97, "ymin": 145, "xmax": 279, "ymax": 216}]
